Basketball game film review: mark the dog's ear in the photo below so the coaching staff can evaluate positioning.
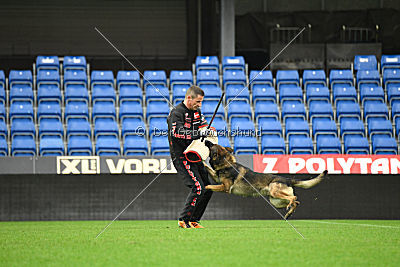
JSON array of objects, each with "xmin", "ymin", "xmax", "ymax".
[
  {"xmin": 224, "ymin": 147, "xmax": 234, "ymax": 153},
  {"xmin": 205, "ymin": 140, "xmax": 214, "ymax": 149}
]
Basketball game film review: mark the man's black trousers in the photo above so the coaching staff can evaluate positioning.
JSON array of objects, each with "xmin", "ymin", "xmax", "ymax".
[{"xmin": 174, "ymin": 157, "xmax": 213, "ymax": 222}]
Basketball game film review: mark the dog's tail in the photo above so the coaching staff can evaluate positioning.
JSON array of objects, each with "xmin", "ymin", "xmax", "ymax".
[{"xmin": 291, "ymin": 170, "xmax": 327, "ymax": 189}]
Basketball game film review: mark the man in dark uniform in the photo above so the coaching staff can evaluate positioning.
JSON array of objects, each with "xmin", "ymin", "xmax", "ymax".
[{"xmin": 167, "ymin": 85, "xmax": 213, "ymax": 228}]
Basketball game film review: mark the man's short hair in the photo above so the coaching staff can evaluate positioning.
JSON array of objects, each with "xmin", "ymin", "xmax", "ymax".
[{"xmin": 185, "ymin": 85, "xmax": 204, "ymax": 99}]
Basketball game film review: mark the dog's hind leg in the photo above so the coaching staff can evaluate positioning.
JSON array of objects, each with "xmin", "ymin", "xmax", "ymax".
[{"xmin": 269, "ymin": 183, "xmax": 299, "ymax": 211}]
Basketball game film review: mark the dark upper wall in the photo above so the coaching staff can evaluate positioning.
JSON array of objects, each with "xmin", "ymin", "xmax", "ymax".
[
  {"xmin": 0, "ymin": 0, "xmax": 187, "ymax": 58},
  {"xmin": 235, "ymin": 0, "xmax": 400, "ymax": 14}
]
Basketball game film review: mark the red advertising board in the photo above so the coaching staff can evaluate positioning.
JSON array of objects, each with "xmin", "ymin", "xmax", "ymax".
[{"xmin": 253, "ymin": 154, "xmax": 400, "ymax": 174}]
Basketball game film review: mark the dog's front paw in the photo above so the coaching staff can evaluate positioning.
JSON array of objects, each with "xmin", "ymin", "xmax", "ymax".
[{"xmin": 205, "ymin": 185, "xmax": 211, "ymax": 190}]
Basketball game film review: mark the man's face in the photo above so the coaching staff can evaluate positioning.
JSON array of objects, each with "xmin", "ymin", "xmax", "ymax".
[{"xmin": 187, "ymin": 94, "xmax": 204, "ymax": 110}]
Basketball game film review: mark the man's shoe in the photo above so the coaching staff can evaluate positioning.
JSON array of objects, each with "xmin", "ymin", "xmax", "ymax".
[
  {"xmin": 189, "ymin": 221, "xmax": 205, "ymax": 228},
  {"xmin": 178, "ymin": 220, "xmax": 191, "ymax": 228}
]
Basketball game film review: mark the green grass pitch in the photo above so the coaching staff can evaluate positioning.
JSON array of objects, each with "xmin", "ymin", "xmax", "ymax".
[{"xmin": 1, "ymin": 220, "xmax": 399, "ymax": 266}]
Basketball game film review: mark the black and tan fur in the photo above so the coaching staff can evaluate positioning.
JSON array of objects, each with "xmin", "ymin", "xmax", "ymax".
[{"xmin": 203, "ymin": 141, "xmax": 327, "ymax": 219}]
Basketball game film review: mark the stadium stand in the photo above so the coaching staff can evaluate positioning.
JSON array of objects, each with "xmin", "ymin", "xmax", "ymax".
[{"xmin": 0, "ymin": 54, "xmax": 399, "ymax": 156}]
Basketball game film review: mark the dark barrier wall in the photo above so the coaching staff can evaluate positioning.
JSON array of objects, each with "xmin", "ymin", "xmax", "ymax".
[{"xmin": 1, "ymin": 173, "xmax": 399, "ymax": 221}]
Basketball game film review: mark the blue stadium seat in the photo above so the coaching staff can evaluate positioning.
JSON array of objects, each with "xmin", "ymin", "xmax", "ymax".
[
  {"xmin": 316, "ymin": 136, "xmax": 341, "ymax": 154},
  {"xmin": 151, "ymin": 135, "xmax": 169, "ymax": 155},
  {"xmin": 37, "ymin": 102, "xmax": 62, "ymax": 123},
  {"xmin": 332, "ymin": 85, "xmax": 357, "ymax": 105},
  {"xmin": 170, "ymin": 70, "xmax": 193, "ymax": 87},
  {"xmin": 195, "ymin": 56, "xmax": 219, "ymax": 72},
  {"xmin": 121, "ymin": 118, "xmax": 146, "ymax": 140},
  {"xmin": 143, "ymin": 70, "xmax": 167, "ymax": 88},
  {"xmin": 226, "ymin": 84, "xmax": 250, "ymax": 103},
  {"xmin": 392, "ymin": 103, "xmax": 400, "ymax": 122},
  {"xmin": 388, "ymin": 84, "xmax": 400, "ymax": 107},
  {"xmin": 0, "ymin": 135, "xmax": 7, "ymax": 156},
  {"xmin": 249, "ymin": 70, "xmax": 273, "ymax": 89},
  {"xmin": 197, "ymin": 69, "xmax": 219, "ymax": 87},
  {"xmin": 116, "ymin": 70, "xmax": 140, "ymax": 87},
  {"xmin": 37, "ymin": 84, "xmax": 62, "ymax": 105},
  {"xmin": 356, "ymin": 70, "xmax": 380, "ymax": 88},
  {"xmin": 340, "ymin": 118, "xmax": 365, "ymax": 140},
  {"xmin": 96, "ymin": 135, "xmax": 121, "ymax": 156},
  {"xmin": 303, "ymin": 70, "xmax": 326, "ymax": 89},
  {"xmin": 309, "ymin": 102, "xmax": 334, "ymax": 123},
  {"xmin": 233, "ymin": 136, "xmax": 258, "ymax": 154},
  {"xmin": 368, "ymin": 119, "xmax": 393, "ymax": 141},
  {"xmin": 119, "ymin": 101, "xmax": 144, "ymax": 121},
  {"xmin": 285, "ymin": 119, "xmax": 309, "ymax": 140},
  {"xmin": 252, "ymin": 84, "xmax": 276, "ymax": 104},
  {"xmin": 354, "ymin": 55, "xmax": 377, "ymax": 71},
  {"xmin": 222, "ymin": 56, "xmax": 245, "ymax": 72},
  {"xmin": 94, "ymin": 118, "xmax": 119, "ymax": 140},
  {"xmin": 230, "ymin": 117, "xmax": 255, "ymax": 135},
  {"xmin": 261, "ymin": 136, "xmax": 286, "ymax": 154},
  {"xmin": 37, "ymin": 69, "xmax": 61, "ymax": 89},
  {"xmin": 64, "ymin": 69, "xmax": 87, "ymax": 85},
  {"xmin": 91, "ymin": 71, "xmax": 116, "ymax": 104},
  {"xmin": 68, "ymin": 135, "xmax": 93, "ymax": 156},
  {"xmin": 39, "ymin": 136, "xmax": 64, "ymax": 156},
  {"xmin": 92, "ymin": 101, "xmax": 116, "ymax": 122},
  {"xmin": 11, "ymin": 135, "xmax": 36, "ymax": 156},
  {"xmin": 149, "ymin": 117, "xmax": 168, "ymax": 138},
  {"xmin": 146, "ymin": 100, "xmax": 170, "ymax": 121},
  {"xmin": 372, "ymin": 137, "xmax": 398, "ymax": 154},
  {"xmin": 65, "ymin": 101, "xmax": 89, "ymax": 123},
  {"xmin": 306, "ymin": 85, "xmax": 330, "ymax": 105},
  {"xmin": 11, "ymin": 119, "xmax": 35, "ymax": 139},
  {"xmin": 336, "ymin": 102, "xmax": 361, "ymax": 123},
  {"xmin": 9, "ymin": 70, "xmax": 33, "ymax": 89},
  {"xmin": 9, "ymin": 101, "xmax": 34, "ymax": 123},
  {"xmin": 344, "ymin": 136, "xmax": 370, "ymax": 154},
  {"xmin": 199, "ymin": 84, "xmax": 223, "ymax": 101},
  {"xmin": 329, "ymin": 69, "xmax": 353, "ymax": 88},
  {"xmin": 281, "ymin": 102, "xmax": 306, "ymax": 124},
  {"xmin": 381, "ymin": 55, "xmax": 400, "ymax": 72},
  {"xmin": 200, "ymin": 100, "xmax": 225, "ymax": 120},
  {"xmin": 209, "ymin": 117, "xmax": 228, "ymax": 136},
  {"xmin": 36, "ymin": 56, "xmax": 60, "ymax": 72},
  {"xmin": 173, "ymin": 84, "xmax": 190, "ymax": 104},
  {"xmin": 92, "ymin": 84, "xmax": 116, "ymax": 105},
  {"xmin": 0, "ymin": 120, "xmax": 7, "ymax": 139},
  {"xmin": 0, "ymin": 70, "xmax": 5, "ymax": 105},
  {"xmin": 117, "ymin": 71, "xmax": 142, "ymax": 103},
  {"xmin": 276, "ymin": 70, "xmax": 300, "ymax": 89},
  {"xmin": 64, "ymin": 84, "xmax": 89, "ymax": 105},
  {"xmin": 254, "ymin": 101, "xmax": 279, "ymax": 123},
  {"xmin": 218, "ymin": 136, "xmax": 231, "ymax": 147},
  {"xmin": 360, "ymin": 85, "xmax": 385, "ymax": 105},
  {"xmin": 227, "ymin": 101, "xmax": 252, "ymax": 123},
  {"xmin": 39, "ymin": 118, "xmax": 63, "ymax": 139},
  {"xmin": 0, "ymin": 103, "xmax": 5, "ymax": 122},
  {"xmin": 258, "ymin": 118, "xmax": 282, "ymax": 137},
  {"xmin": 313, "ymin": 119, "xmax": 338, "ymax": 140},
  {"xmin": 364, "ymin": 102, "xmax": 389, "ymax": 123},
  {"xmin": 124, "ymin": 135, "xmax": 148, "ymax": 155},
  {"xmin": 289, "ymin": 136, "xmax": 313, "ymax": 154},
  {"xmin": 223, "ymin": 70, "xmax": 246, "ymax": 87},
  {"xmin": 9, "ymin": 84, "xmax": 34, "ymax": 105},
  {"xmin": 67, "ymin": 118, "xmax": 91, "ymax": 140},
  {"xmin": 145, "ymin": 85, "xmax": 170, "ymax": 105},
  {"xmin": 63, "ymin": 56, "xmax": 87, "ymax": 72},
  {"xmin": 383, "ymin": 68, "xmax": 400, "ymax": 89},
  {"xmin": 279, "ymin": 85, "xmax": 303, "ymax": 104}
]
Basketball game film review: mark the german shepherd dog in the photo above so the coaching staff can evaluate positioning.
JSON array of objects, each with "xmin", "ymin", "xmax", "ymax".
[{"xmin": 203, "ymin": 141, "xmax": 327, "ymax": 219}]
